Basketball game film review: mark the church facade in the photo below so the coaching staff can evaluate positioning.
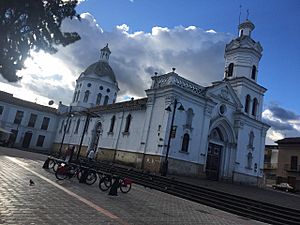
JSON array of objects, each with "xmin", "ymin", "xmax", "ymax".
[{"xmin": 51, "ymin": 19, "xmax": 269, "ymax": 186}]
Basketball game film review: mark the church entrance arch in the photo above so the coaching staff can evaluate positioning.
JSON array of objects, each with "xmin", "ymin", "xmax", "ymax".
[
  {"xmin": 206, "ymin": 128, "xmax": 223, "ymax": 180},
  {"xmin": 89, "ymin": 122, "xmax": 102, "ymax": 153},
  {"xmin": 206, "ymin": 118, "xmax": 236, "ymax": 181}
]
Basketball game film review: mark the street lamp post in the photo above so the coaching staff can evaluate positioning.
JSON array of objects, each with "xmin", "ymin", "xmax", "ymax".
[
  {"xmin": 76, "ymin": 112, "xmax": 90, "ymax": 160},
  {"xmin": 58, "ymin": 107, "xmax": 73, "ymax": 157},
  {"xmin": 161, "ymin": 99, "xmax": 184, "ymax": 176}
]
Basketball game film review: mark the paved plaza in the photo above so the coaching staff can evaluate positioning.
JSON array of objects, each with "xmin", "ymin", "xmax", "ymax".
[{"xmin": 0, "ymin": 147, "xmax": 267, "ymax": 225}]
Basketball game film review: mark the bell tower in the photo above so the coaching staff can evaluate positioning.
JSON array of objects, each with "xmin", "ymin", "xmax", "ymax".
[
  {"xmin": 224, "ymin": 19, "xmax": 266, "ymax": 121},
  {"xmin": 224, "ymin": 19, "xmax": 263, "ymax": 82}
]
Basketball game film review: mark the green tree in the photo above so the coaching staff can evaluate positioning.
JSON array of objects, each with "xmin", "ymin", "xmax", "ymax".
[{"xmin": 0, "ymin": 0, "xmax": 81, "ymax": 82}]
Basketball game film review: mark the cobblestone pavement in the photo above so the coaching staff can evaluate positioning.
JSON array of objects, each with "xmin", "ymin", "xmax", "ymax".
[{"xmin": 0, "ymin": 147, "xmax": 267, "ymax": 225}]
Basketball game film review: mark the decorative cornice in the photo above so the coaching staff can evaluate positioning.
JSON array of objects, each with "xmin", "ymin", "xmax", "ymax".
[
  {"xmin": 89, "ymin": 98, "xmax": 148, "ymax": 114},
  {"xmin": 151, "ymin": 73, "xmax": 205, "ymax": 97},
  {"xmin": 225, "ymin": 36, "xmax": 263, "ymax": 56}
]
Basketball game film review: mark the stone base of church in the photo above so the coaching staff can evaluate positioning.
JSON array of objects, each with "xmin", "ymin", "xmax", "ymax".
[
  {"xmin": 168, "ymin": 158, "xmax": 205, "ymax": 177},
  {"xmin": 52, "ymin": 143, "xmax": 88, "ymax": 158},
  {"xmin": 233, "ymin": 171, "xmax": 264, "ymax": 187},
  {"xmin": 95, "ymin": 148, "xmax": 204, "ymax": 176},
  {"xmin": 96, "ymin": 148, "xmax": 162, "ymax": 173},
  {"xmin": 96, "ymin": 147, "xmax": 115, "ymax": 161}
]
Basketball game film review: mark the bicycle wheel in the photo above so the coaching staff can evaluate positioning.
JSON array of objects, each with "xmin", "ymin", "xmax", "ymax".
[
  {"xmin": 53, "ymin": 162, "xmax": 60, "ymax": 172},
  {"xmin": 119, "ymin": 178, "xmax": 132, "ymax": 193},
  {"xmin": 55, "ymin": 166, "xmax": 68, "ymax": 180},
  {"xmin": 48, "ymin": 159, "xmax": 55, "ymax": 169},
  {"xmin": 76, "ymin": 169, "xmax": 82, "ymax": 181},
  {"xmin": 85, "ymin": 171, "xmax": 97, "ymax": 185},
  {"xmin": 99, "ymin": 176, "xmax": 112, "ymax": 191}
]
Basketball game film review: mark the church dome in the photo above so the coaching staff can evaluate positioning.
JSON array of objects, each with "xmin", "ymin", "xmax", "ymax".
[{"xmin": 83, "ymin": 61, "xmax": 116, "ymax": 83}]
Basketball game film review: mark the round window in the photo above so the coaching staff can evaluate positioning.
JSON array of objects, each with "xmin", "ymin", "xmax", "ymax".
[
  {"xmin": 107, "ymin": 88, "xmax": 110, "ymax": 93},
  {"xmin": 87, "ymin": 83, "xmax": 91, "ymax": 87},
  {"xmin": 99, "ymin": 86, "xmax": 103, "ymax": 90},
  {"xmin": 219, "ymin": 104, "xmax": 227, "ymax": 116}
]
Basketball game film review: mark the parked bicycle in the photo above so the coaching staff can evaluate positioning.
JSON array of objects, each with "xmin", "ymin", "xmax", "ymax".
[
  {"xmin": 98, "ymin": 174, "xmax": 132, "ymax": 193},
  {"xmin": 55, "ymin": 163, "xmax": 82, "ymax": 180},
  {"xmin": 55, "ymin": 163, "xmax": 98, "ymax": 185},
  {"xmin": 80, "ymin": 168, "xmax": 98, "ymax": 185}
]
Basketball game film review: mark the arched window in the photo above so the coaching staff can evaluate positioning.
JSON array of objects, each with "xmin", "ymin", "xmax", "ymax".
[
  {"xmin": 96, "ymin": 93, "xmax": 102, "ymax": 105},
  {"xmin": 59, "ymin": 120, "xmax": 65, "ymax": 133},
  {"xmin": 181, "ymin": 133, "xmax": 190, "ymax": 152},
  {"xmin": 245, "ymin": 95, "xmax": 251, "ymax": 113},
  {"xmin": 72, "ymin": 91, "xmax": 77, "ymax": 102},
  {"xmin": 228, "ymin": 63, "xmax": 234, "ymax": 77},
  {"xmin": 76, "ymin": 90, "xmax": 80, "ymax": 102},
  {"xmin": 248, "ymin": 131, "xmax": 254, "ymax": 147},
  {"xmin": 83, "ymin": 90, "xmax": 90, "ymax": 102},
  {"xmin": 66, "ymin": 119, "xmax": 72, "ymax": 133},
  {"xmin": 124, "ymin": 114, "xmax": 132, "ymax": 133},
  {"xmin": 211, "ymin": 127, "xmax": 224, "ymax": 142},
  {"xmin": 251, "ymin": 65, "xmax": 256, "ymax": 80},
  {"xmin": 247, "ymin": 152, "xmax": 253, "ymax": 169},
  {"xmin": 252, "ymin": 98, "xmax": 258, "ymax": 116},
  {"xmin": 185, "ymin": 108, "xmax": 194, "ymax": 129},
  {"xmin": 109, "ymin": 115, "xmax": 116, "ymax": 133},
  {"xmin": 103, "ymin": 95, "xmax": 109, "ymax": 105},
  {"xmin": 74, "ymin": 119, "xmax": 80, "ymax": 134}
]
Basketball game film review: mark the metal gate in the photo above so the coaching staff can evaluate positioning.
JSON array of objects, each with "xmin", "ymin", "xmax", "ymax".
[{"xmin": 206, "ymin": 143, "xmax": 222, "ymax": 180}]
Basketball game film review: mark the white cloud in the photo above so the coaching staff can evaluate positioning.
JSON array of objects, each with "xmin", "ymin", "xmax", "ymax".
[
  {"xmin": 267, "ymin": 129, "xmax": 285, "ymax": 142},
  {"xmin": 2, "ymin": 12, "xmax": 299, "ymax": 145},
  {"xmin": 263, "ymin": 106, "xmax": 300, "ymax": 144},
  {"xmin": 0, "ymin": 12, "xmax": 232, "ymax": 108}
]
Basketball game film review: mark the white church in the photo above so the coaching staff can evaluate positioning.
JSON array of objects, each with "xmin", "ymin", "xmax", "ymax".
[{"xmin": 0, "ymin": 19, "xmax": 269, "ymax": 185}]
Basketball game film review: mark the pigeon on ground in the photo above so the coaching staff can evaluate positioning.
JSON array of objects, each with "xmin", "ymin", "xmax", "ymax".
[{"xmin": 29, "ymin": 179, "xmax": 35, "ymax": 186}]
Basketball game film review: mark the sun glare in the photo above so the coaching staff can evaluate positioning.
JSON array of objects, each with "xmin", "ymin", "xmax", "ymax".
[{"xmin": 22, "ymin": 51, "xmax": 72, "ymax": 78}]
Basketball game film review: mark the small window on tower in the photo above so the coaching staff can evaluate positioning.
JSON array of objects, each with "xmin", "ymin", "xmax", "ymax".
[
  {"xmin": 96, "ymin": 93, "xmax": 102, "ymax": 105},
  {"xmin": 252, "ymin": 98, "xmax": 258, "ymax": 116},
  {"xmin": 251, "ymin": 65, "xmax": 256, "ymax": 80},
  {"xmin": 103, "ymin": 96, "xmax": 109, "ymax": 105},
  {"xmin": 83, "ymin": 90, "xmax": 90, "ymax": 102},
  {"xmin": 228, "ymin": 63, "xmax": 234, "ymax": 77},
  {"xmin": 245, "ymin": 95, "xmax": 251, "ymax": 113}
]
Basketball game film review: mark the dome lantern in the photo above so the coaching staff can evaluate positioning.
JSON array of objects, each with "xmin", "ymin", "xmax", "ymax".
[{"xmin": 100, "ymin": 43, "xmax": 111, "ymax": 62}]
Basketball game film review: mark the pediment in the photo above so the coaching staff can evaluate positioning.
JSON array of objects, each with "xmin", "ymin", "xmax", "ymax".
[{"xmin": 206, "ymin": 81, "xmax": 242, "ymax": 108}]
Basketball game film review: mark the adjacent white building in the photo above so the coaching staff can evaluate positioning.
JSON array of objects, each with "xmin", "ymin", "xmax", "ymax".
[
  {"xmin": 0, "ymin": 91, "xmax": 58, "ymax": 152},
  {"xmin": 0, "ymin": 19, "xmax": 269, "ymax": 185}
]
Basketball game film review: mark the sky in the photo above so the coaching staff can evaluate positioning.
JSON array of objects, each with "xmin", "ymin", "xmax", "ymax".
[{"xmin": 0, "ymin": 0, "xmax": 300, "ymax": 144}]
